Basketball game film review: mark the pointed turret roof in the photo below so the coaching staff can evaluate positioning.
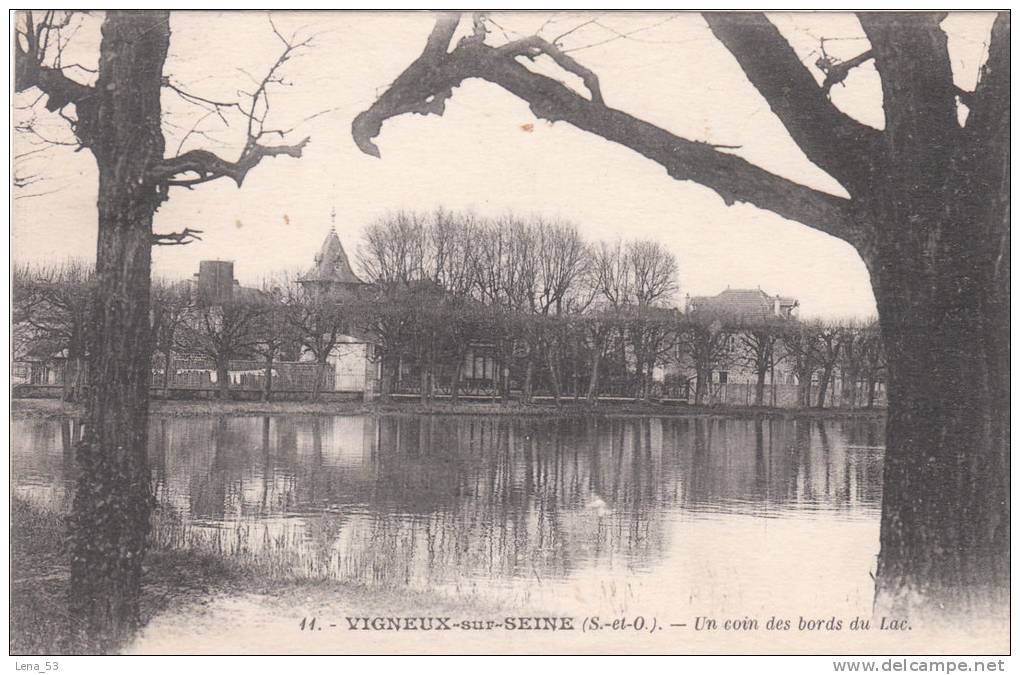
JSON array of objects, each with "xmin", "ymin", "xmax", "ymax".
[{"xmin": 299, "ymin": 227, "xmax": 363, "ymax": 285}]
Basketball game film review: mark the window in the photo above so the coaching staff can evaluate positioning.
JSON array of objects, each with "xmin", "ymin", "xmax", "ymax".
[{"xmin": 717, "ymin": 371, "xmax": 728, "ymax": 384}]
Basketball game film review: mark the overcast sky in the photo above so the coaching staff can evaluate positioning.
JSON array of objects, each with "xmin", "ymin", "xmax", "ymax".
[{"xmin": 12, "ymin": 11, "xmax": 996, "ymax": 318}]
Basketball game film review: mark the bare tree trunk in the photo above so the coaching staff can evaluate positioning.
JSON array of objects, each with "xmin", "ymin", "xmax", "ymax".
[
  {"xmin": 311, "ymin": 356, "xmax": 327, "ymax": 401},
  {"xmin": 840, "ymin": 368, "xmax": 858, "ymax": 409},
  {"xmin": 545, "ymin": 343, "xmax": 562, "ymax": 405},
  {"xmin": 162, "ymin": 349, "xmax": 173, "ymax": 398},
  {"xmin": 216, "ymin": 356, "xmax": 230, "ymax": 400},
  {"xmin": 816, "ymin": 365, "xmax": 834, "ymax": 409},
  {"xmin": 263, "ymin": 352, "xmax": 273, "ymax": 402},
  {"xmin": 694, "ymin": 367, "xmax": 709, "ymax": 406},
  {"xmin": 69, "ymin": 12, "xmax": 169, "ymax": 652},
  {"xmin": 379, "ymin": 355, "xmax": 396, "ymax": 402},
  {"xmin": 871, "ymin": 123, "xmax": 1008, "ymax": 616},
  {"xmin": 874, "ymin": 276, "xmax": 1008, "ymax": 616},
  {"xmin": 586, "ymin": 341, "xmax": 602, "ymax": 403},
  {"xmin": 754, "ymin": 366, "xmax": 767, "ymax": 406}
]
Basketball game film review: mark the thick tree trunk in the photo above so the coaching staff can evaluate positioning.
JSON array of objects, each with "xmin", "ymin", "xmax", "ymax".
[
  {"xmin": 870, "ymin": 134, "xmax": 1008, "ymax": 618},
  {"xmin": 754, "ymin": 365, "xmax": 767, "ymax": 406},
  {"xmin": 816, "ymin": 365, "xmax": 834, "ymax": 409},
  {"xmin": 215, "ymin": 357, "xmax": 230, "ymax": 400},
  {"xmin": 311, "ymin": 356, "xmax": 327, "ymax": 401},
  {"xmin": 694, "ymin": 367, "xmax": 709, "ymax": 406},
  {"xmin": 796, "ymin": 368, "xmax": 812, "ymax": 408},
  {"xmin": 69, "ymin": 12, "xmax": 170, "ymax": 652},
  {"xmin": 874, "ymin": 281, "xmax": 1008, "ymax": 617}
]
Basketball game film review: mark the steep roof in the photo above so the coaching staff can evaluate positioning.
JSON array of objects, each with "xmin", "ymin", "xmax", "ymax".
[
  {"xmin": 688, "ymin": 288, "xmax": 797, "ymax": 320},
  {"xmin": 299, "ymin": 228, "xmax": 364, "ymax": 285}
]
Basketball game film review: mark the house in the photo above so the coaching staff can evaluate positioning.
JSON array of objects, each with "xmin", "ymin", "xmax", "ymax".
[
  {"xmin": 297, "ymin": 225, "xmax": 379, "ymax": 396},
  {"xmin": 685, "ymin": 287, "xmax": 799, "ymax": 320},
  {"xmin": 667, "ymin": 287, "xmax": 801, "ymax": 404}
]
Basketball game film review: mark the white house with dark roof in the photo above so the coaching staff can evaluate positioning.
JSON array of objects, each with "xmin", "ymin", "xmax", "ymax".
[{"xmin": 665, "ymin": 287, "xmax": 802, "ymax": 405}]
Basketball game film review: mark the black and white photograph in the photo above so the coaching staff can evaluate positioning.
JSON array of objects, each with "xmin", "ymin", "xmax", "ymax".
[{"xmin": 8, "ymin": 9, "xmax": 1010, "ymax": 660}]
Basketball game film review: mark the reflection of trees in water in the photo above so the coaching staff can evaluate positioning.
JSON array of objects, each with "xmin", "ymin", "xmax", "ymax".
[
  {"xmin": 16, "ymin": 413, "xmax": 885, "ymax": 588},
  {"xmin": 672, "ymin": 417, "xmax": 884, "ymax": 511},
  {"xmin": 10, "ymin": 417, "xmax": 81, "ymax": 511}
]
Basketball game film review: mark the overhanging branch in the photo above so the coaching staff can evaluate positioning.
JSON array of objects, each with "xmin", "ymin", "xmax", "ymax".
[{"xmin": 353, "ymin": 13, "xmax": 864, "ymax": 247}]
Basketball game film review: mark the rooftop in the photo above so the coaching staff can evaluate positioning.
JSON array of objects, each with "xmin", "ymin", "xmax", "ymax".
[
  {"xmin": 299, "ymin": 227, "xmax": 364, "ymax": 286},
  {"xmin": 687, "ymin": 288, "xmax": 799, "ymax": 320}
]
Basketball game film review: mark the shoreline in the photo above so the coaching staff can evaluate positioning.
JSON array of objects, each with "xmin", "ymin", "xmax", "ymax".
[
  {"xmin": 10, "ymin": 497, "xmax": 502, "ymax": 655},
  {"xmin": 12, "ymin": 397, "xmax": 888, "ymax": 420}
]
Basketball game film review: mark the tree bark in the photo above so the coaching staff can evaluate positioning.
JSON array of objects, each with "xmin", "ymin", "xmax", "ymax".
[
  {"xmin": 694, "ymin": 367, "xmax": 709, "ymax": 406},
  {"xmin": 816, "ymin": 364, "xmax": 834, "ymax": 409},
  {"xmin": 263, "ymin": 352, "xmax": 273, "ymax": 402},
  {"xmin": 868, "ymin": 74, "xmax": 1009, "ymax": 614},
  {"xmin": 754, "ymin": 367, "xmax": 767, "ymax": 407},
  {"xmin": 311, "ymin": 356, "xmax": 327, "ymax": 401},
  {"xmin": 215, "ymin": 356, "xmax": 230, "ymax": 400},
  {"xmin": 69, "ymin": 12, "xmax": 169, "ymax": 652},
  {"xmin": 873, "ymin": 269, "xmax": 1008, "ymax": 615}
]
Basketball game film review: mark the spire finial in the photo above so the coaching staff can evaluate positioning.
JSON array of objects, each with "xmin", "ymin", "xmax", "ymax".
[{"xmin": 330, "ymin": 205, "xmax": 336, "ymax": 232}]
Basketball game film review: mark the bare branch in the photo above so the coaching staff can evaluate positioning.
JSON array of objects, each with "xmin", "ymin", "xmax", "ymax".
[
  {"xmin": 499, "ymin": 35, "xmax": 604, "ymax": 104},
  {"xmin": 703, "ymin": 13, "xmax": 881, "ymax": 192},
  {"xmin": 352, "ymin": 13, "xmax": 864, "ymax": 247},
  {"xmin": 152, "ymin": 137, "xmax": 310, "ymax": 187},
  {"xmin": 152, "ymin": 227, "xmax": 204, "ymax": 246},
  {"xmin": 816, "ymin": 48, "xmax": 874, "ymax": 93},
  {"xmin": 14, "ymin": 11, "xmax": 96, "ymax": 114}
]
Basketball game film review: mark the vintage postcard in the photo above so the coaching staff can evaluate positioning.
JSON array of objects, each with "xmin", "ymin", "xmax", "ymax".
[{"xmin": 9, "ymin": 9, "xmax": 1010, "ymax": 662}]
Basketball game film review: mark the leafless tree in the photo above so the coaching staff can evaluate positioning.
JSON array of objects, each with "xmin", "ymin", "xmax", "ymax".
[
  {"xmin": 12, "ymin": 260, "xmax": 94, "ymax": 402},
  {"xmin": 351, "ymin": 12, "xmax": 1010, "ymax": 614},
  {"xmin": 14, "ymin": 10, "xmax": 313, "ymax": 648},
  {"xmin": 150, "ymin": 279, "xmax": 195, "ymax": 398}
]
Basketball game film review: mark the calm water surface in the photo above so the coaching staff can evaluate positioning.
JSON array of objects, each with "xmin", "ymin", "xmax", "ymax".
[{"xmin": 12, "ymin": 413, "xmax": 885, "ymax": 617}]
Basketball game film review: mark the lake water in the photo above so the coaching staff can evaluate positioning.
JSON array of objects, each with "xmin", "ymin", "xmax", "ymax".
[{"xmin": 12, "ymin": 413, "xmax": 886, "ymax": 626}]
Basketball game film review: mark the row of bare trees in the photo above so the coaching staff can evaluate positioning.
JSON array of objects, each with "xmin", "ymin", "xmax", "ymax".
[{"xmin": 15, "ymin": 212, "xmax": 886, "ymax": 408}]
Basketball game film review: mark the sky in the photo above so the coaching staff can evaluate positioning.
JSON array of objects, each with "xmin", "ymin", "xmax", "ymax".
[{"xmin": 11, "ymin": 11, "xmax": 996, "ymax": 319}]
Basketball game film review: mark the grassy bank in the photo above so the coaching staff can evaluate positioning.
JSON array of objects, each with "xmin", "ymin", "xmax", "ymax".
[
  {"xmin": 10, "ymin": 497, "xmax": 502, "ymax": 655},
  {"xmin": 12, "ymin": 396, "xmax": 887, "ymax": 420},
  {"xmin": 10, "ymin": 497, "xmax": 247, "ymax": 654}
]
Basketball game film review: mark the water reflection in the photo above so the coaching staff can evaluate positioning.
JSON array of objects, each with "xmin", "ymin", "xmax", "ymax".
[{"xmin": 12, "ymin": 413, "xmax": 884, "ymax": 610}]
